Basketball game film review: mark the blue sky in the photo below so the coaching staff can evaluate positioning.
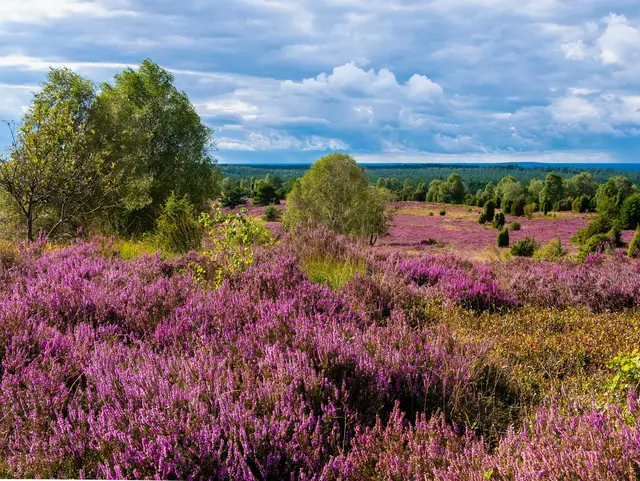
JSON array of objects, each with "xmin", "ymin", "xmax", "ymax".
[{"xmin": 1, "ymin": 0, "xmax": 639, "ymax": 164}]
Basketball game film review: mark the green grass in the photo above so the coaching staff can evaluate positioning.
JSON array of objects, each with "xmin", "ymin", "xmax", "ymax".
[
  {"xmin": 114, "ymin": 239, "xmax": 161, "ymax": 260},
  {"xmin": 302, "ymin": 256, "xmax": 367, "ymax": 290}
]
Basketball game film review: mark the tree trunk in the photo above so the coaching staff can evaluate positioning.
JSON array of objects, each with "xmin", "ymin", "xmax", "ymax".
[{"xmin": 27, "ymin": 204, "xmax": 33, "ymax": 242}]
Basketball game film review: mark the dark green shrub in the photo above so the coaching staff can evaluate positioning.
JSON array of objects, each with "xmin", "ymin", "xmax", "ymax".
[
  {"xmin": 156, "ymin": 193, "xmax": 202, "ymax": 253},
  {"xmin": 571, "ymin": 215, "xmax": 612, "ymax": 246},
  {"xmin": 482, "ymin": 200, "xmax": 495, "ymax": 223},
  {"xmin": 553, "ymin": 198, "xmax": 572, "ymax": 212},
  {"xmin": 429, "ymin": 212, "xmax": 434, "ymax": 217},
  {"xmin": 478, "ymin": 213, "xmax": 487, "ymax": 224},
  {"xmin": 220, "ymin": 180, "xmax": 247, "ymax": 208},
  {"xmin": 253, "ymin": 180, "xmax": 279, "ymax": 206},
  {"xmin": 628, "ymin": 229, "xmax": 640, "ymax": 258},
  {"xmin": 510, "ymin": 236, "xmax": 538, "ymax": 257},
  {"xmin": 510, "ymin": 196, "xmax": 526, "ymax": 216},
  {"xmin": 510, "ymin": 221, "xmax": 521, "ymax": 232},
  {"xmin": 439, "ymin": 210, "xmax": 446, "ymax": 216},
  {"xmin": 572, "ymin": 195, "xmax": 591, "ymax": 213},
  {"xmin": 524, "ymin": 203, "xmax": 537, "ymax": 220},
  {"xmin": 262, "ymin": 205, "xmax": 281, "ymax": 222},
  {"xmin": 620, "ymin": 193, "xmax": 640, "ymax": 230},
  {"xmin": 493, "ymin": 212, "xmax": 505, "ymax": 230},
  {"xmin": 497, "ymin": 228, "xmax": 509, "ymax": 248}
]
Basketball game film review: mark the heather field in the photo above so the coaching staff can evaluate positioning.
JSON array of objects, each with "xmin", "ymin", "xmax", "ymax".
[
  {"xmin": 1, "ymin": 229, "xmax": 640, "ymax": 480},
  {"xmin": 380, "ymin": 202, "xmax": 636, "ymax": 258}
]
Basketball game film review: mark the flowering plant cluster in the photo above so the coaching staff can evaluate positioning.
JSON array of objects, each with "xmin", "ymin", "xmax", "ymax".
[{"xmin": 0, "ymin": 236, "xmax": 639, "ymax": 479}]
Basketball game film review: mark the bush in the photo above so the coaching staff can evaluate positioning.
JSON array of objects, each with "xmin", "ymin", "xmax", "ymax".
[
  {"xmin": 510, "ymin": 196, "xmax": 526, "ymax": 217},
  {"xmin": 478, "ymin": 213, "xmax": 486, "ymax": 224},
  {"xmin": 572, "ymin": 195, "xmax": 591, "ymax": 213},
  {"xmin": 571, "ymin": 215, "xmax": 612, "ymax": 246},
  {"xmin": 510, "ymin": 221, "xmax": 521, "ymax": 232},
  {"xmin": 620, "ymin": 193, "xmax": 640, "ymax": 230},
  {"xmin": 482, "ymin": 200, "xmax": 495, "ymax": 223},
  {"xmin": 429, "ymin": 212, "xmax": 434, "ymax": 217},
  {"xmin": 524, "ymin": 203, "xmax": 537, "ymax": 220},
  {"xmin": 534, "ymin": 237, "xmax": 567, "ymax": 261},
  {"xmin": 510, "ymin": 236, "xmax": 538, "ymax": 257},
  {"xmin": 553, "ymin": 198, "xmax": 572, "ymax": 212},
  {"xmin": 493, "ymin": 212, "xmax": 505, "ymax": 230},
  {"xmin": 155, "ymin": 193, "xmax": 202, "ymax": 254},
  {"xmin": 629, "ymin": 229, "xmax": 640, "ymax": 258},
  {"xmin": 262, "ymin": 205, "xmax": 281, "ymax": 222},
  {"xmin": 439, "ymin": 210, "xmax": 446, "ymax": 216},
  {"xmin": 497, "ymin": 228, "xmax": 509, "ymax": 248}
]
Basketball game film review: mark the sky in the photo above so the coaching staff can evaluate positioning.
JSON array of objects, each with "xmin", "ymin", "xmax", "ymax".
[{"xmin": 0, "ymin": 0, "xmax": 639, "ymax": 164}]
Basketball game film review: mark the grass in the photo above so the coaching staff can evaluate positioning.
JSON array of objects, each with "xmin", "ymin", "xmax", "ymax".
[
  {"xmin": 302, "ymin": 256, "xmax": 367, "ymax": 290},
  {"xmin": 114, "ymin": 239, "xmax": 162, "ymax": 260}
]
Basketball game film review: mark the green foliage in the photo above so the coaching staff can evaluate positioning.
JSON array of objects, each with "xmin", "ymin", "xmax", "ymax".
[
  {"xmin": 284, "ymin": 153, "xmax": 390, "ymax": 242},
  {"xmin": 0, "ymin": 99, "xmax": 110, "ymax": 240},
  {"xmin": 534, "ymin": 238, "xmax": 567, "ymax": 261},
  {"xmin": 94, "ymin": 60, "xmax": 220, "ymax": 233},
  {"xmin": 596, "ymin": 175, "xmax": 636, "ymax": 218},
  {"xmin": 429, "ymin": 212, "xmax": 434, "ymax": 216},
  {"xmin": 539, "ymin": 173, "xmax": 564, "ymax": 212},
  {"xmin": 620, "ymin": 193, "xmax": 640, "ymax": 230},
  {"xmin": 493, "ymin": 212, "xmax": 505, "ymax": 230},
  {"xmin": 510, "ymin": 196, "xmax": 526, "ymax": 216},
  {"xmin": 577, "ymin": 224, "xmax": 622, "ymax": 258},
  {"xmin": 628, "ymin": 229, "xmax": 640, "ymax": 258},
  {"xmin": 607, "ymin": 351, "xmax": 640, "ymax": 392},
  {"xmin": 497, "ymin": 228, "xmax": 509, "ymax": 248},
  {"xmin": 155, "ymin": 193, "xmax": 202, "ymax": 254},
  {"xmin": 510, "ymin": 236, "xmax": 538, "ymax": 257},
  {"xmin": 572, "ymin": 195, "xmax": 591, "ymax": 213},
  {"xmin": 571, "ymin": 216, "xmax": 613, "ymax": 246},
  {"xmin": 482, "ymin": 200, "xmax": 496, "ymax": 223},
  {"xmin": 200, "ymin": 206, "xmax": 273, "ymax": 286},
  {"xmin": 220, "ymin": 178, "xmax": 247, "ymax": 208},
  {"xmin": 262, "ymin": 205, "xmax": 281, "ymax": 222},
  {"xmin": 252, "ymin": 179, "xmax": 279, "ymax": 206},
  {"xmin": 524, "ymin": 203, "xmax": 536, "ymax": 220},
  {"xmin": 439, "ymin": 209, "xmax": 446, "ymax": 216},
  {"xmin": 552, "ymin": 198, "xmax": 572, "ymax": 212},
  {"xmin": 115, "ymin": 239, "xmax": 160, "ymax": 260},
  {"xmin": 510, "ymin": 221, "xmax": 521, "ymax": 232}
]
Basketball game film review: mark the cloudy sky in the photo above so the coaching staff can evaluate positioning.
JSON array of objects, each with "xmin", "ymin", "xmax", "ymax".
[{"xmin": 1, "ymin": 0, "xmax": 639, "ymax": 163}]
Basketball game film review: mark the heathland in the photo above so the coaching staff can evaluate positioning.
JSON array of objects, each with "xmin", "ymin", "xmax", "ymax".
[{"xmin": 1, "ymin": 61, "xmax": 640, "ymax": 480}]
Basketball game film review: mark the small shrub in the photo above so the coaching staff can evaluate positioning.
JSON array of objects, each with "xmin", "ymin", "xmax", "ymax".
[
  {"xmin": 482, "ymin": 200, "xmax": 495, "ymax": 223},
  {"xmin": 571, "ymin": 216, "xmax": 612, "ymax": 246},
  {"xmin": 607, "ymin": 350, "xmax": 640, "ymax": 392},
  {"xmin": 510, "ymin": 196, "xmax": 526, "ymax": 217},
  {"xmin": 497, "ymin": 228, "xmax": 509, "ymax": 248},
  {"xmin": 510, "ymin": 236, "xmax": 538, "ymax": 257},
  {"xmin": 524, "ymin": 203, "xmax": 536, "ymax": 220},
  {"xmin": 429, "ymin": 212, "xmax": 434, "ymax": 217},
  {"xmin": 572, "ymin": 195, "xmax": 591, "ymax": 213},
  {"xmin": 620, "ymin": 193, "xmax": 640, "ymax": 230},
  {"xmin": 478, "ymin": 213, "xmax": 487, "ymax": 224},
  {"xmin": 262, "ymin": 205, "xmax": 281, "ymax": 222},
  {"xmin": 509, "ymin": 221, "xmax": 521, "ymax": 232},
  {"xmin": 466, "ymin": 207, "xmax": 473, "ymax": 213},
  {"xmin": 155, "ymin": 193, "xmax": 202, "ymax": 254},
  {"xmin": 439, "ymin": 210, "xmax": 446, "ymax": 216},
  {"xmin": 628, "ymin": 229, "xmax": 640, "ymax": 258},
  {"xmin": 493, "ymin": 212, "xmax": 505, "ymax": 230},
  {"xmin": 534, "ymin": 237, "xmax": 567, "ymax": 261}
]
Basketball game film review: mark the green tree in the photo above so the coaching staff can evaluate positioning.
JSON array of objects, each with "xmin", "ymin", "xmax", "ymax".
[
  {"xmin": 620, "ymin": 193, "xmax": 640, "ymax": 230},
  {"xmin": 539, "ymin": 173, "xmax": 564, "ymax": 213},
  {"xmin": 439, "ymin": 173, "xmax": 466, "ymax": 204},
  {"xmin": 252, "ymin": 179, "xmax": 279, "ymax": 206},
  {"xmin": 284, "ymin": 153, "xmax": 390, "ymax": 242},
  {"xmin": 220, "ymin": 178, "xmax": 246, "ymax": 208},
  {"xmin": 568, "ymin": 172, "xmax": 598, "ymax": 198},
  {"xmin": 596, "ymin": 176, "xmax": 636, "ymax": 218},
  {"xmin": 0, "ymin": 102, "xmax": 110, "ymax": 240},
  {"xmin": 426, "ymin": 179, "xmax": 443, "ymax": 202},
  {"xmin": 94, "ymin": 60, "xmax": 220, "ymax": 233}
]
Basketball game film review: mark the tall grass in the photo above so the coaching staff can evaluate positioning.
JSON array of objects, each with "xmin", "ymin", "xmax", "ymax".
[{"xmin": 302, "ymin": 256, "xmax": 367, "ymax": 289}]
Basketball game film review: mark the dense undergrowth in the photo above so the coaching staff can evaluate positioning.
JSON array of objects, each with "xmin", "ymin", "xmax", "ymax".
[{"xmin": 0, "ymin": 232, "xmax": 640, "ymax": 479}]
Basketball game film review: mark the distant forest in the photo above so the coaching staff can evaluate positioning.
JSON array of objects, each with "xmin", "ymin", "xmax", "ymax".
[{"xmin": 220, "ymin": 163, "xmax": 640, "ymax": 193}]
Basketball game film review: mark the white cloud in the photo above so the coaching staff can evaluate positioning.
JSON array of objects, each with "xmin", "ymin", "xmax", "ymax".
[
  {"xmin": 562, "ymin": 40, "xmax": 588, "ymax": 60},
  {"xmin": 218, "ymin": 132, "xmax": 348, "ymax": 152},
  {"xmin": 282, "ymin": 62, "xmax": 443, "ymax": 102},
  {"xmin": 0, "ymin": 0, "xmax": 135, "ymax": 25},
  {"xmin": 598, "ymin": 14, "xmax": 640, "ymax": 66}
]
